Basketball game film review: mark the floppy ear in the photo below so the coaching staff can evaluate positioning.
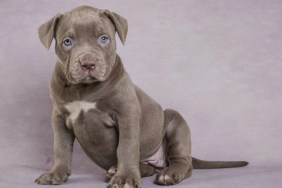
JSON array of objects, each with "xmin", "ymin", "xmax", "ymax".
[
  {"xmin": 102, "ymin": 9, "xmax": 128, "ymax": 45},
  {"xmin": 38, "ymin": 13, "xmax": 63, "ymax": 50}
]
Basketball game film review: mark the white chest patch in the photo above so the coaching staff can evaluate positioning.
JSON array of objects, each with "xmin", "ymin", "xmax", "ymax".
[{"xmin": 64, "ymin": 101, "xmax": 97, "ymax": 127}]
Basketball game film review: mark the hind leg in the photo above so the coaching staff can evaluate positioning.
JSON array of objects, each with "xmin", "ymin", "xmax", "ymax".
[{"xmin": 155, "ymin": 109, "xmax": 192, "ymax": 185}]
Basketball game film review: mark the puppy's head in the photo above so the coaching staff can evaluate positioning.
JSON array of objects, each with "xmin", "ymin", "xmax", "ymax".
[{"xmin": 38, "ymin": 6, "xmax": 128, "ymax": 84}]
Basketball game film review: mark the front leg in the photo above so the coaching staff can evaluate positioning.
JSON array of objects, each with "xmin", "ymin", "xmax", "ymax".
[
  {"xmin": 108, "ymin": 107, "xmax": 141, "ymax": 188},
  {"xmin": 35, "ymin": 109, "xmax": 74, "ymax": 185}
]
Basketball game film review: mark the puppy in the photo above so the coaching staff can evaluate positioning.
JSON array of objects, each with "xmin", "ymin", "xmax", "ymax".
[{"xmin": 35, "ymin": 6, "xmax": 248, "ymax": 188}]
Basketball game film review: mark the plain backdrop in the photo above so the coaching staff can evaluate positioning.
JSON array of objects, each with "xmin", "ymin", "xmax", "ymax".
[{"xmin": 0, "ymin": 0, "xmax": 281, "ymax": 187}]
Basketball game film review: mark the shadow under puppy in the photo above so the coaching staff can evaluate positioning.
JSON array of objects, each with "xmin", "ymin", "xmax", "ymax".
[{"xmin": 35, "ymin": 6, "xmax": 248, "ymax": 188}]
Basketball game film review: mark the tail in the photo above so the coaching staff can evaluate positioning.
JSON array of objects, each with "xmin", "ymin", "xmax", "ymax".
[{"xmin": 192, "ymin": 157, "xmax": 249, "ymax": 169}]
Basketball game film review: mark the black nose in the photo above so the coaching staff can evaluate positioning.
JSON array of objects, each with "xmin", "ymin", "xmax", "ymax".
[{"xmin": 80, "ymin": 60, "xmax": 96, "ymax": 71}]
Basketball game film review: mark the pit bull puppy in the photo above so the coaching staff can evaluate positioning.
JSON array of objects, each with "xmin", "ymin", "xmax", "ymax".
[{"xmin": 35, "ymin": 6, "xmax": 248, "ymax": 188}]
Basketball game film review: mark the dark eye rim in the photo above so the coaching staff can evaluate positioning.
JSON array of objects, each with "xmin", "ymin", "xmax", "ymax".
[{"xmin": 63, "ymin": 37, "xmax": 73, "ymax": 47}]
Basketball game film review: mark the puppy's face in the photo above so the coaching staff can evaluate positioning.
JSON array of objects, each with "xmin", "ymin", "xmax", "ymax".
[
  {"xmin": 38, "ymin": 6, "xmax": 128, "ymax": 84},
  {"xmin": 55, "ymin": 9, "xmax": 116, "ymax": 84}
]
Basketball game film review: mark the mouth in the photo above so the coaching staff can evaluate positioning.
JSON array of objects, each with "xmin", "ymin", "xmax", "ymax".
[
  {"xmin": 80, "ymin": 75, "xmax": 97, "ymax": 83},
  {"xmin": 68, "ymin": 62, "xmax": 107, "ymax": 84}
]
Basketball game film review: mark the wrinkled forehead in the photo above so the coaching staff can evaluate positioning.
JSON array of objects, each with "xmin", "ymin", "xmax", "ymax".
[{"xmin": 56, "ymin": 9, "xmax": 115, "ymax": 40}]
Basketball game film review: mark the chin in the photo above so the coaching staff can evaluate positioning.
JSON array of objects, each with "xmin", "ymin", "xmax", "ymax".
[
  {"xmin": 79, "ymin": 76, "xmax": 98, "ymax": 84},
  {"xmin": 80, "ymin": 80, "xmax": 97, "ymax": 84},
  {"xmin": 79, "ymin": 75, "xmax": 108, "ymax": 84},
  {"xmin": 70, "ymin": 74, "xmax": 108, "ymax": 84}
]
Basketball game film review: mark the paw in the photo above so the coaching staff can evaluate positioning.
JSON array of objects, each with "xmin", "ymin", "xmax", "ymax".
[
  {"xmin": 155, "ymin": 165, "xmax": 192, "ymax": 185},
  {"xmin": 35, "ymin": 169, "xmax": 70, "ymax": 185},
  {"xmin": 105, "ymin": 165, "xmax": 117, "ymax": 182},
  {"xmin": 139, "ymin": 164, "xmax": 155, "ymax": 177},
  {"xmin": 108, "ymin": 171, "xmax": 141, "ymax": 188}
]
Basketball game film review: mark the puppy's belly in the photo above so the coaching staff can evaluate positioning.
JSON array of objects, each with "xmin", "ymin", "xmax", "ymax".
[
  {"xmin": 141, "ymin": 140, "xmax": 167, "ymax": 168},
  {"xmin": 64, "ymin": 101, "xmax": 118, "ymax": 170}
]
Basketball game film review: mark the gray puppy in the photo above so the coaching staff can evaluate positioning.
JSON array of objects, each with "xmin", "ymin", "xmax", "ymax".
[{"xmin": 35, "ymin": 6, "xmax": 248, "ymax": 188}]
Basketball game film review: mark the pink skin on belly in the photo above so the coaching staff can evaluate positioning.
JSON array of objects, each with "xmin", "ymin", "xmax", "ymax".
[{"xmin": 141, "ymin": 141, "xmax": 167, "ymax": 168}]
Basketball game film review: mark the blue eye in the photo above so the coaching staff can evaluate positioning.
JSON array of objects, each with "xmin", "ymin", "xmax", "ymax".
[
  {"xmin": 63, "ymin": 38, "xmax": 73, "ymax": 47},
  {"xmin": 98, "ymin": 35, "xmax": 109, "ymax": 44}
]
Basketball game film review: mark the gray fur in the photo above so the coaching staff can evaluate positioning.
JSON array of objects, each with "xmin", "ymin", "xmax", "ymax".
[{"xmin": 35, "ymin": 6, "xmax": 248, "ymax": 187}]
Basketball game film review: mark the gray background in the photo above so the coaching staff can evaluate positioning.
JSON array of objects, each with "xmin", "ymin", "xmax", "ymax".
[{"xmin": 0, "ymin": 0, "xmax": 281, "ymax": 187}]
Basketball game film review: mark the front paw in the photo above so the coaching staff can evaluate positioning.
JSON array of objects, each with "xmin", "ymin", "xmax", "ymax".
[
  {"xmin": 35, "ymin": 168, "xmax": 70, "ymax": 185},
  {"xmin": 108, "ymin": 171, "xmax": 141, "ymax": 188}
]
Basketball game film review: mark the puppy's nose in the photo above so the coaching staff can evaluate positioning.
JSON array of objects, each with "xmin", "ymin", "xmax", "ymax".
[{"xmin": 80, "ymin": 60, "xmax": 96, "ymax": 71}]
